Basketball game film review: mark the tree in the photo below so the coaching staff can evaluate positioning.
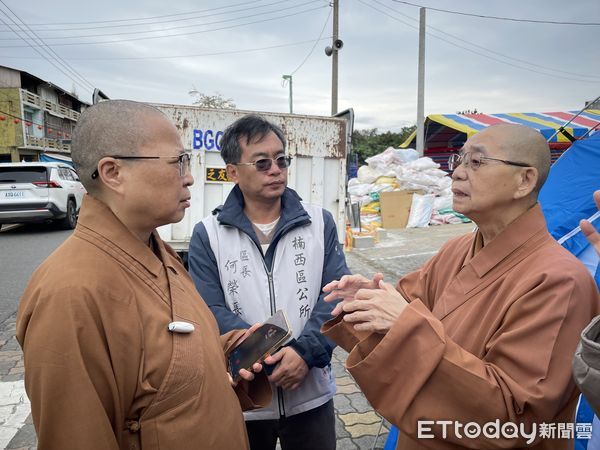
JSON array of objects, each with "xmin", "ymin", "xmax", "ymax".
[
  {"xmin": 352, "ymin": 125, "xmax": 416, "ymax": 164},
  {"xmin": 188, "ymin": 87, "xmax": 236, "ymax": 109}
]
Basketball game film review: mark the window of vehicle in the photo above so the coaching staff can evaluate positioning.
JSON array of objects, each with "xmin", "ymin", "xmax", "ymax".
[
  {"xmin": 68, "ymin": 169, "xmax": 80, "ymax": 181},
  {"xmin": 60, "ymin": 168, "xmax": 78, "ymax": 182},
  {"xmin": 58, "ymin": 167, "xmax": 71, "ymax": 181},
  {"xmin": 0, "ymin": 167, "xmax": 48, "ymax": 184}
]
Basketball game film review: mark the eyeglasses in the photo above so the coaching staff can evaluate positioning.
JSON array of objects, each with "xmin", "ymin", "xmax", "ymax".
[
  {"xmin": 91, "ymin": 153, "xmax": 192, "ymax": 179},
  {"xmin": 448, "ymin": 152, "xmax": 530, "ymax": 171},
  {"xmin": 233, "ymin": 155, "xmax": 292, "ymax": 172}
]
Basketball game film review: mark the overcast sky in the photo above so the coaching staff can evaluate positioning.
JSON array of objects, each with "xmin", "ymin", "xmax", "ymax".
[{"xmin": 1, "ymin": 0, "xmax": 599, "ymax": 131}]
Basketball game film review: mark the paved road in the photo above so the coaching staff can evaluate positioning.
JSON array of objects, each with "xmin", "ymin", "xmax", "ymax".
[
  {"xmin": 0, "ymin": 223, "xmax": 72, "ymax": 449},
  {"xmin": 0, "ymin": 222, "xmax": 473, "ymax": 449},
  {"xmin": 0, "ymin": 224, "xmax": 72, "ymax": 324}
]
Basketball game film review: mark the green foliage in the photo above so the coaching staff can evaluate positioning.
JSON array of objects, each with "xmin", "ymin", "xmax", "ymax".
[{"xmin": 352, "ymin": 125, "xmax": 416, "ymax": 164}]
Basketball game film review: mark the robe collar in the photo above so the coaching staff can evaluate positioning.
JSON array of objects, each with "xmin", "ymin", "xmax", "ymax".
[
  {"xmin": 462, "ymin": 203, "xmax": 548, "ymax": 278},
  {"xmin": 431, "ymin": 204, "xmax": 551, "ymax": 321},
  {"xmin": 76, "ymin": 194, "xmax": 166, "ymax": 277}
]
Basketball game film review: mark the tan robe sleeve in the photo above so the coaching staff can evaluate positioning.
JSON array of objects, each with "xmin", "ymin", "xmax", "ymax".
[
  {"xmin": 221, "ymin": 330, "xmax": 271, "ymax": 411},
  {"xmin": 16, "ymin": 285, "xmax": 127, "ymax": 450},
  {"xmin": 323, "ymin": 271, "xmax": 598, "ymax": 448}
]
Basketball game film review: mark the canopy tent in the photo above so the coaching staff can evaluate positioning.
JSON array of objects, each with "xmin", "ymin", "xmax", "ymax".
[{"xmin": 400, "ymin": 110, "xmax": 600, "ymax": 166}]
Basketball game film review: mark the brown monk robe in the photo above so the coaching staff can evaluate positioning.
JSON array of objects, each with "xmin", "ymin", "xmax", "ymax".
[
  {"xmin": 17, "ymin": 101, "xmax": 269, "ymax": 450},
  {"xmin": 322, "ymin": 124, "xmax": 600, "ymax": 449}
]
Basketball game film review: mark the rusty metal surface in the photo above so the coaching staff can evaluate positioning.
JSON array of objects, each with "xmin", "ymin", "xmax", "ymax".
[
  {"xmin": 154, "ymin": 104, "xmax": 347, "ymax": 158},
  {"xmin": 153, "ymin": 104, "xmax": 348, "ymax": 248}
]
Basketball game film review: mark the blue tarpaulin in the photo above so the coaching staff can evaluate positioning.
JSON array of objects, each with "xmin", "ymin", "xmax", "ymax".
[
  {"xmin": 39, "ymin": 153, "xmax": 74, "ymax": 167},
  {"xmin": 540, "ymin": 131, "xmax": 600, "ymax": 449},
  {"xmin": 540, "ymin": 131, "xmax": 600, "ymax": 282}
]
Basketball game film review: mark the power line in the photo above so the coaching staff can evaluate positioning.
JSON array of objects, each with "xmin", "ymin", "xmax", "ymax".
[
  {"xmin": 0, "ymin": 0, "xmax": 297, "ymax": 32},
  {"xmin": 0, "ymin": 5, "xmax": 94, "ymax": 93},
  {"xmin": 0, "ymin": 0, "xmax": 323, "ymax": 41},
  {"xmin": 289, "ymin": 6, "xmax": 332, "ymax": 75},
  {"xmin": 373, "ymin": 0, "xmax": 600, "ymax": 81},
  {"xmin": 0, "ymin": 4, "xmax": 95, "ymax": 92},
  {"xmin": 0, "ymin": 38, "xmax": 332, "ymax": 61},
  {"xmin": 0, "ymin": 0, "xmax": 292, "ymax": 27},
  {"xmin": 0, "ymin": 4, "xmax": 328, "ymax": 48},
  {"xmin": 389, "ymin": 0, "xmax": 600, "ymax": 26},
  {"xmin": 358, "ymin": 0, "xmax": 600, "ymax": 84}
]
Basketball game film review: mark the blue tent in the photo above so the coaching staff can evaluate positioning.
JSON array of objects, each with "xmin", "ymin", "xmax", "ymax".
[
  {"xmin": 384, "ymin": 132, "xmax": 600, "ymax": 449},
  {"xmin": 540, "ymin": 131, "xmax": 600, "ymax": 285},
  {"xmin": 540, "ymin": 131, "xmax": 600, "ymax": 449}
]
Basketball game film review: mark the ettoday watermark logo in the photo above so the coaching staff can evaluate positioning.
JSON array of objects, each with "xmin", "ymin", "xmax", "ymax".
[{"xmin": 417, "ymin": 420, "xmax": 593, "ymax": 444}]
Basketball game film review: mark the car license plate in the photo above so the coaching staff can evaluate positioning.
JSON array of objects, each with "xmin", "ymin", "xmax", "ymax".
[{"xmin": 3, "ymin": 190, "xmax": 25, "ymax": 198}]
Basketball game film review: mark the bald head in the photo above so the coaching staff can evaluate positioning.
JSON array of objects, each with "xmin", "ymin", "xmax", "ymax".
[
  {"xmin": 71, "ymin": 100, "xmax": 168, "ymax": 192},
  {"xmin": 480, "ymin": 124, "xmax": 551, "ymax": 194}
]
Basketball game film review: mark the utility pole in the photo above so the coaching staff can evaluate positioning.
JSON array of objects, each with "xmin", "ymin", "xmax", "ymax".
[
  {"xmin": 331, "ymin": 0, "xmax": 339, "ymax": 115},
  {"xmin": 416, "ymin": 7, "xmax": 426, "ymax": 156},
  {"xmin": 282, "ymin": 75, "xmax": 293, "ymax": 113},
  {"xmin": 325, "ymin": 1, "xmax": 342, "ymax": 115}
]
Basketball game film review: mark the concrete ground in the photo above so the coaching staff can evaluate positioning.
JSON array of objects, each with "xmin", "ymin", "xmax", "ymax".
[{"xmin": 0, "ymin": 222, "xmax": 474, "ymax": 449}]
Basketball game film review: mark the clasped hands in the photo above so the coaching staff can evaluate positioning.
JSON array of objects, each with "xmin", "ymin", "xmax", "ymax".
[
  {"xmin": 322, "ymin": 273, "xmax": 408, "ymax": 333},
  {"xmin": 228, "ymin": 271, "xmax": 409, "ymax": 387}
]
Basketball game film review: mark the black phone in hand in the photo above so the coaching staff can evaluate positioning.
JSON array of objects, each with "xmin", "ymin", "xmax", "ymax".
[{"xmin": 228, "ymin": 310, "xmax": 291, "ymax": 382}]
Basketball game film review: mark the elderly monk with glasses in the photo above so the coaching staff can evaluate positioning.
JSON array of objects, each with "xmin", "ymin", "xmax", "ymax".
[{"xmin": 322, "ymin": 123, "xmax": 600, "ymax": 450}]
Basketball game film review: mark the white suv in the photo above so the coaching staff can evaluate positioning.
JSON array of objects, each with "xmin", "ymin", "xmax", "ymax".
[{"xmin": 0, "ymin": 162, "xmax": 86, "ymax": 229}]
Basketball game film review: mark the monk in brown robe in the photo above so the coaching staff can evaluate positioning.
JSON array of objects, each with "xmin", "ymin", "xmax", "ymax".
[
  {"xmin": 323, "ymin": 124, "xmax": 600, "ymax": 449},
  {"xmin": 16, "ymin": 100, "xmax": 269, "ymax": 450}
]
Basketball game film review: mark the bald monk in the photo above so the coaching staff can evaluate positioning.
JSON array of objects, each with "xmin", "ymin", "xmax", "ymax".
[
  {"xmin": 16, "ymin": 100, "xmax": 269, "ymax": 450},
  {"xmin": 323, "ymin": 124, "xmax": 600, "ymax": 449}
]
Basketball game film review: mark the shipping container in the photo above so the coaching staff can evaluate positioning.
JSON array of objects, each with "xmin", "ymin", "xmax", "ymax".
[{"xmin": 153, "ymin": 104, "xmax": 353, "ymax": 253}]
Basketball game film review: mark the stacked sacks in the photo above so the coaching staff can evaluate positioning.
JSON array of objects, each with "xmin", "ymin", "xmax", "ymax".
[{"xmin": 348, "ymin": 147, "xmax": 469, "ymax": 228}]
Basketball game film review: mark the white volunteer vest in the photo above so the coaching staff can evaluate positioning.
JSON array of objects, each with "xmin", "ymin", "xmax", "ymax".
[{"xmin": 203, "ymin": 202, "xmax": 336, "ymax": 419}]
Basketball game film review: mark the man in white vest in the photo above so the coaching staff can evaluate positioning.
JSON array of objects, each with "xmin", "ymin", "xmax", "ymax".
[{"xmin": 189, "ymin": 114, "xmax": 350, "ymax": 450}]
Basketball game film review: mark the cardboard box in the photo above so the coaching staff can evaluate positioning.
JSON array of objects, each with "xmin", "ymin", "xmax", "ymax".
[{"xmin": 379, "ymin": 190, "xmax": 422, "ymax": 229}]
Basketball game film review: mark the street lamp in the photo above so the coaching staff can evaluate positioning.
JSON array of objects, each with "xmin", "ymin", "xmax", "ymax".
[{"xmin": 282, "ymin": 75, "xmax": 293, "ymax": 114}]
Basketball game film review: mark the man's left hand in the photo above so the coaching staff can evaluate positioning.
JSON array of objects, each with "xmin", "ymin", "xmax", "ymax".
[
  {"xmin": 263, "ymin": 347, "xmax": 309, "ymax": 390},
  {"xmin": 341, "ymin": 280, "xmax": 409, "ymax": 333}
]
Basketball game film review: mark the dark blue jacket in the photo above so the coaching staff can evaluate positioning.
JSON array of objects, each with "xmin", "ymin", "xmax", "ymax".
[{"xmin": 188, "ymin": 185, "xmax": 350, "ymax": 369}]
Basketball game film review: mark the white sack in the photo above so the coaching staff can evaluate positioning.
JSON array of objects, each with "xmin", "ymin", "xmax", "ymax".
[{"xmin": 406, "ymin": 194, "xmax": 435, "ymax": 228}]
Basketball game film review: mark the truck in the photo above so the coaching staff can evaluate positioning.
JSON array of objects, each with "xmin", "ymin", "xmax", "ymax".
[{"xmin": 152, "ymin": 104, "xmax": 353, "ymax": 256}]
